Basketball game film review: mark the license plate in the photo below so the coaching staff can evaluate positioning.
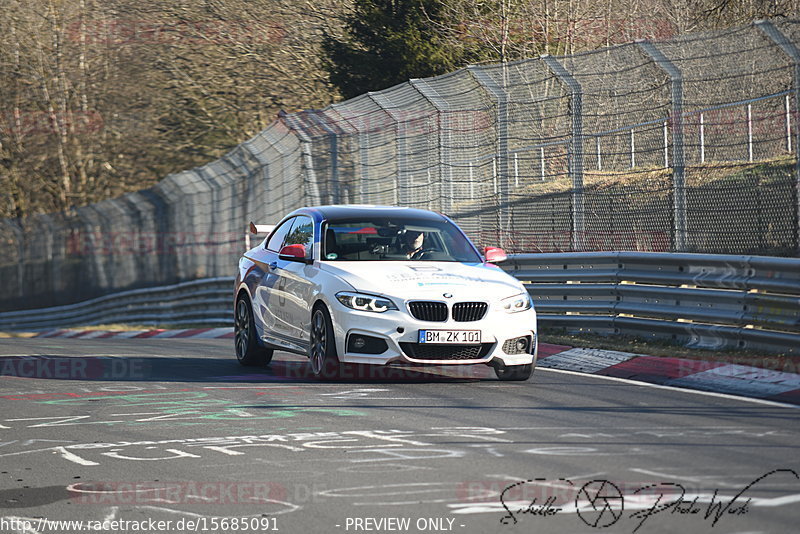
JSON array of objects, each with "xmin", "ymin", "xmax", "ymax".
[{"xmin": 419, "ymin": 330, "xmax": 481, "ymax": 344}]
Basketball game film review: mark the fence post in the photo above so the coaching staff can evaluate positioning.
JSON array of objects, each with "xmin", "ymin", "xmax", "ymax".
[
  {"xmin": 4, "ymin": 220, "xmax": 25, "ymax": 298},
  {"xmin": 329, "ymin": 105, "xmax": 370, "ymax": 204},
  {"xmin": 756, "ymin": 20, "xmax": 800, "ymax": 255},
  {"xmin": 306, "ymin": 111, "xmax": 341, "ymax": 204},
  {"xmin": 541, "ymin": 147, "xmax": 546, "ymax": 180},
  {"xmin": 492, "ymin": 157, "xmax": 498, "ymax": 194},
  {"xmin": 427, "ymin": 169, "xmax": 433, "ymax": 210},
  {"xmin": 368, "ymin": 93, "xmax": 405, "ymax": 207},
  {"xmin": 468, "ymin": 65, "xmax": 511, "ymax": 248},
  {"xmin": 596, "ymin": 136, "xmax": 602, "ymax": 171},
  {"xmin": 409, "ymin": 79, "xmax": 453, "ymax": 213},
  {"xmin": 700, "ymin": 112, "xmax": 706, "ymax": 163},
  {"xmin": 787, "ymin": 94, "xmax": 792, "ymax": 153},
  {"xmin": 747, "ymin": 103, "xmax": 754, "ymax": 162},
  {"xmin": 637, "ymin": 40, "xmax": 687, "ymax": 252},
  {"xmin": 328, "ymin": 106, "xmax": 369, "ymax": 206},
  {"xmin": 542, "ymin": 55, "xmax": 585, "ymax": 251},
  {"xmin": 468, "ymin": 162, "xmax": 474, "ymax": 200},
  {"xmin": 281, "ymin": 113, "xmax": 323, "ymax": 207}
]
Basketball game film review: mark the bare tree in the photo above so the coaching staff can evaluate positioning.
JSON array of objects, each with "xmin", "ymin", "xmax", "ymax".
[
  {"xmin": 2, "ymin": 0, "xmax": 797, "ymax": 219},
  {"xmin": 0, "ymin": 0, "xmax": 345, "ymax": 218}
]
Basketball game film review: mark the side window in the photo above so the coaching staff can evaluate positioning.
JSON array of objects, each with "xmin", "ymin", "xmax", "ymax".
[
  {"xmin": 266, "ymin": 217, "xmax": 295, "ymax": 252},
  {"xmin": 284, "ymin": 216, "xmax": 314, "ymax": 259}
]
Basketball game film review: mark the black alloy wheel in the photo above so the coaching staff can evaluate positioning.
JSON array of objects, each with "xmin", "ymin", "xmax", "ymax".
[
  {"xmin": 309, "ymin": 305, "xmax": 340, "ymax": 379},
  {"xmin": 235, "ymin": 295, "xmax": 273, "ymax": 366}
]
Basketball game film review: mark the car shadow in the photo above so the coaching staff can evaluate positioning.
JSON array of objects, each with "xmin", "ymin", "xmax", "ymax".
[{"xmin": 0, "ymin": 353, "xmax": 490, "ymax": 384}]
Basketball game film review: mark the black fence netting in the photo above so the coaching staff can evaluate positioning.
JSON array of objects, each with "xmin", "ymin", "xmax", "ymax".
[{"xmin": 1, "ymin": 19, "xmax": 799, "ymax": 310}]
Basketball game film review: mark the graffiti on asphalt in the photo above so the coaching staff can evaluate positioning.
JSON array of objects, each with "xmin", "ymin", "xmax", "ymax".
[
  {"xmin": 0, "ymin": 390, "xmax": 365, "ymax": 428},
  {"xmin": 0, "ymin": 427, "xmax": 508, "ymax": 466}
]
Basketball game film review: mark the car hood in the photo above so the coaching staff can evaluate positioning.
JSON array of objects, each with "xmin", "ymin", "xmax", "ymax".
[{"xmin": 319, "ymin": 261, "xmax": 525, "ymax": 301}]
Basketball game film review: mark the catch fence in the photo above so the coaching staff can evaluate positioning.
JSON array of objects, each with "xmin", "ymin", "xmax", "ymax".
[{"xmin": 1, "ymin": 19, "xmax": 799, "ymax": 310}]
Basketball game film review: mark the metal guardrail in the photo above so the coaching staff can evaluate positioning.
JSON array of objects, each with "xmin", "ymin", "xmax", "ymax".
[
  {"xmin": 506, "ymin": 252, "xmax": 800, "ymax": 354},
  {"xmin": 0, "ymin": 278, "xmax": 233, "ymax": 331},
  {"xmin": 0, "ymin": 253, "xmax": 798, "ymax": 354}
]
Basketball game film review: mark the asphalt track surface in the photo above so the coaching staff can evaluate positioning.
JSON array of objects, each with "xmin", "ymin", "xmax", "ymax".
[{"xmin": 0, "ymin": 338, "xmax": 798, "ymax": 534}]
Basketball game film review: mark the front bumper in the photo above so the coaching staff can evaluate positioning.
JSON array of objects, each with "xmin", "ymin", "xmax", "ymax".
[{"xmin": 329, "ymin": 304, "xmax": 537, "ymax": 367}]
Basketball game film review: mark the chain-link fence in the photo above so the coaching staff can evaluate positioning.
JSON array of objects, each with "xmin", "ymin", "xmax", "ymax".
[{"xmin": 2, "ymin": 19, "xmax": 799, "ymax": 311}]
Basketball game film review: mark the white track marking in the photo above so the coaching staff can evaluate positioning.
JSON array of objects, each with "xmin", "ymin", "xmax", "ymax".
[
  {"xmin": 55, "ymin": 446, "xmax": 99, "ymax": 466},
  {"xmin": 538, "ymin": 367, "xmax": 800, "ymax": 408}
]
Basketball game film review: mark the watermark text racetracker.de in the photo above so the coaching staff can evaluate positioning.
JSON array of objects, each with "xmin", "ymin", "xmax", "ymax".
[
  {"xmin": 0, "ymin": 356, "xmax": 146, "ymax": 380},
  {"xmin": 66, "ymin": 230, "xmax": 243, "ymax": 256},
  {"xmin": 69, "ymin": 480, "xmax": 288, "ymax": 506},
  {"xmin": 1, "ymin": 110, "xmax": 103, "ymax": 137},
  {"xmin": 67, "ymin": 19, "xmax": 286, "ymax": 45},
  {"xmin": 0, "ymin": 516, "xmax": 278, "ymax": 532}
]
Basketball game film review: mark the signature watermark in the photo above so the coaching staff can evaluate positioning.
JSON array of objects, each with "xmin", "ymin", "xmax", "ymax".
[{"xmin": 497, "ymin": 469, "xmax": 799, "ymax": 532}]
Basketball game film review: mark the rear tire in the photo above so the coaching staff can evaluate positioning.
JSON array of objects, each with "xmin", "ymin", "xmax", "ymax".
[
  {"xmin": 235, "ymin": 295, "xmax": 273, "ymax": 366},
  {"xmin": 309, "ymin": 305, "xmax": 340, "ymax": 380},
  {"xmin": 494, "ymin": 363, "xmax": 533, "ymax": 381}
]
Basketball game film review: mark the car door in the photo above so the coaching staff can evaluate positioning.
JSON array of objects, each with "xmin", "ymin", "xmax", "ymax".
[
  {"xmin": 252, "ymin": 217, "xmax": 295, "ymax": 344},
  {"xmin": 272, "ymin": 215, "xmax": 316, "ymax": 351}
]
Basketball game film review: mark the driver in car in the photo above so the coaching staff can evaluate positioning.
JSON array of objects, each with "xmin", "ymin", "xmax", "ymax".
[{"xmin": 401, "ymin": 230, "xmax": 425, "ymax": 259}]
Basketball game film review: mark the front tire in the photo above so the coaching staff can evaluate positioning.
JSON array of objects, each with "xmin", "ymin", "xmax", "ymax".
[
  {"xmin": 494, "ymin": 363, "xmax": 533, "ymax": 381},
  {"xmin": 309, "ymin": 305, "xmax": 340, "ymax": 380},
  {"xmin": 235, "ymin": 295, "xmax": 273, "ymax": 366}
]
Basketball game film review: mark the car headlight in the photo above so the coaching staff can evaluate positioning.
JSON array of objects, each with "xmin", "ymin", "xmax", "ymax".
[
  {"xmin": 501, "ymin": 292, "xmax": 533, "ymax": 313},
  {"xmin": 336, "ymin": 292, "xmax": 398, "ymax": 313}
]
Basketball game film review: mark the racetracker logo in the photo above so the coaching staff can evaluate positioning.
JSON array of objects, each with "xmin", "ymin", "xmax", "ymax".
[
  {"xmin": 0, "ymin": 356, "xmax": 147, "ymax": 380},
  {"xmin": 0, "ymin": 110, "xmax": 103, "ymax": 137},
  {"xmin": 66, "ymin": 230, "xmax": 242, "ymax": 256},
  {"xmin": 69, "ymin": 481, "xmax": 287, "ymax": 505},
  {"xmin": 247, "ymin": 359, "xmax": 499, "ymax": 382},
  {"xmin": 456, "ymin": 17, "xmax": 675, "ymax": 47},
  {"xmin": 287, "ymin": 109, "xmax": 495, "ymax": 137}
]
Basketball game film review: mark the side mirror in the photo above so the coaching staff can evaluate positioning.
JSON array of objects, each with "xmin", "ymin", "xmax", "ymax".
[
  {"xmin": 279, "ymin": 244, "xmax": 310, "ymax": 263},
  {"xmin": 484, "ymin": 246, "xmax": 508, "ymax": 264}
]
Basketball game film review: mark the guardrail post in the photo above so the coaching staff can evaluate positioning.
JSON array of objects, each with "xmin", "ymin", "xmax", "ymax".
[
  {"xmin": 541, "ymin": 55, "xmax": 585, "ymax": 251},
  {"xmin": 637, "ymin": 41, "xmax": 687, "ymax": 252},
  {"xmin": 756, "ymin": 19, "xmax": 800, "ymax": 255},
  {"xmin": 468, "ymin": 65, "xmax": 511, "ymax": 248}
]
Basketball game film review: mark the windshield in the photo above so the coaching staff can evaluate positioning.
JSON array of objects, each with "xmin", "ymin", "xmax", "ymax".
[{"xmin": 322, "ymin": 217, "xmax": 481, "ymax": 262}]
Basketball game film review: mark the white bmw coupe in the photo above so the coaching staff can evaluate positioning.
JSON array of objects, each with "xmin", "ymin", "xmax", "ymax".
[{"xmin": 234, "ymin": 205, "xmax": 537, "ymax": 380}]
